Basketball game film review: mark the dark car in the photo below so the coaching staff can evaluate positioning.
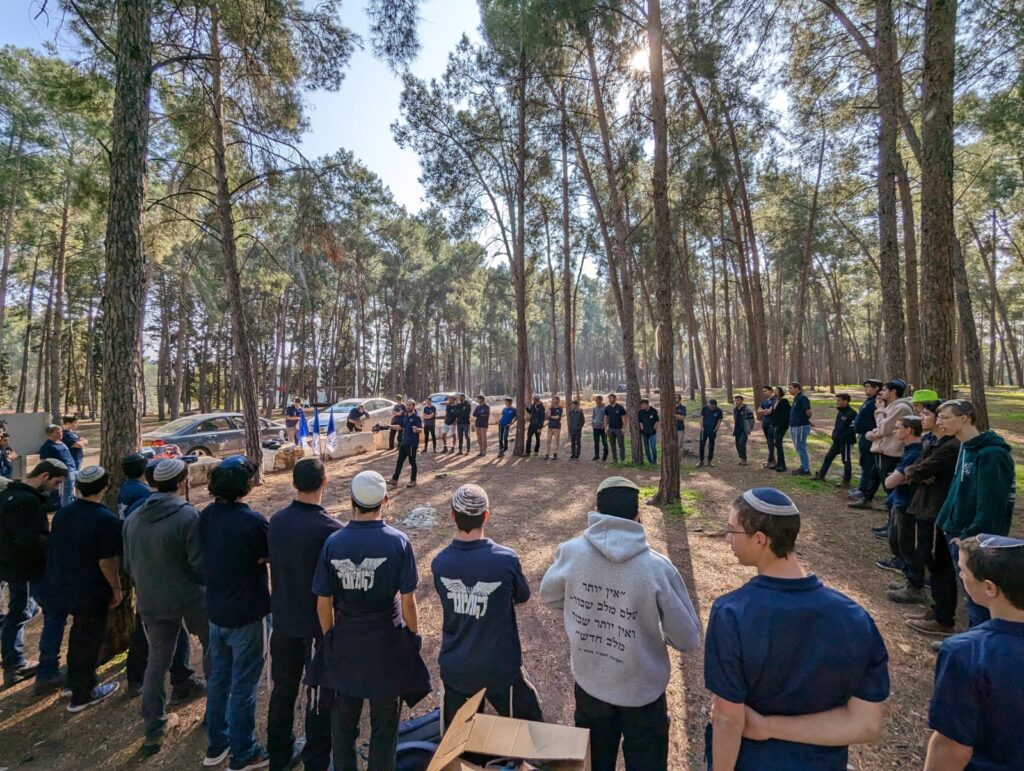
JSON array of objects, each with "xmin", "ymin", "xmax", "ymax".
[{"xmin": 141, "ymin": 412, "xmax": 287, "ymax": 457}]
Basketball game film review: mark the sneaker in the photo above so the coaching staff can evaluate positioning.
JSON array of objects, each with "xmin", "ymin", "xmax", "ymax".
[
  {"xmin": 887, "ymin": 584, "xmax": 927, "ymax": 604},
  {"xmin": 140, "ymin": 713, "xmax": 181, "ymax": 757},
  {"xmin": 543, "ymin": 454, "xmax": 549, "ymax": 460},
  {"xmin": 696, "ymin": 462, "xmax": 704, "ymax": 467},
  {"xmin": 887, "ymin": 579, "xmax": 906, "ymax": 590},
  {"xmin": 592, "ymin": 456, "xmax": 600, "ymax": 461},
  {"xmin": 707, "ymin": 461, "xmax": 714, "ymax": 467},
  {"xmin": 170, "ymin": 677, "xmax": 206, "ymax": 704},
  {"xmin": 388, "ymin": 477, "xmax": 398, "ymax": 486},
  {"xmin": 33, "ymin": 673, "xmax": 66, "ymax": 696},
  {"xmin": 905, "ymin": 618, "xmax": 956, "ymax": 638},
  {"xmin": 848, "ymin": 500, "xmax": 872, "ymax": 510},
  {"xmin": 3, "ymin": 661, "xmax": 39, "ymax": 687},
  {"xmin": 67, "ymin": 681, "xmax": 120, "ymax": 713},
  {"xmin": 774, "ymin": 465, "xmax": 788, "ymax": 472},
  {"xmin": 873, "ymin": 529, "xmax": 889, "ymax": 541},
  {"xmin": 813, "ymin": 471, "xmax": 826, "ymax": 480},
  {"xmin": 792, "ymin": 468, "xmax": 810, "ymax": 476},
  {"xmin": 875, "ymin": 558, "xmax": 905, "ymax": 574},
  {"xmin": 229, "ymin": 744, "xmax": 270, "ymax": 771},
  {"xmin": 904, "ymin": 609, "xmax": 935, "ymax": 622},
  {"xmin": 871, "ymin": 523, "xmax": 888, "ymax": 533},
  {"xmin": 406, "ymin": 481, "xmax": 417, "ymax": 488},
  {"xmin": 848, "ymin": 489, "xmax": 865, "ymax": 499},
  {"xmin": 204, "ymin": 746, "xmax": 230, "ymax": 767}
]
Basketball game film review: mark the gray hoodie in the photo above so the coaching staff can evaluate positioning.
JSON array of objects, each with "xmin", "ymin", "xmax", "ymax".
[
  {"xmin": 540, "ymin": 512, "xmax": 700, "ymax": 707},
  {"xmin": 123, "ymin": 492, "xmax": 205, "ymax": 621}
]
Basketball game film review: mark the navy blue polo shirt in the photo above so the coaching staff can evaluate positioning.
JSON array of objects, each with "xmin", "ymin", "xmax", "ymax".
[
  {"xmin": 62, "ymin": 429, "xmax": 85, "ymax": 469},
  {"xmin": 269, "ymin": 500, "xmax": 342, "ymax": 639},
  {"xmin": 47, "ymin": 499, "xmax": 123, "ymax": 612},
  {"xmin": 401, "ymin": 413, "xmax": 422, "ymax": 445},
  {"xmin": 638, "ymin": 407, "xmax": 659, "ymax": 436},
  {"xmin": 888, "ymin": 442, "xmax": 922, "ymax": 510},
  {"xmin": 789, "ymin": 393, "xmax": 812, "ymax": 427},
  {"xmin": 705, "ymin": 575, "xmax": 889, "ymax": 770},
  {"xmin": 285, "ymin": 404, "xmax": 303, "ymax": 425},
  {"xmin": 199, "ymin": 501, "xmax": 270, "ymax": 628},
  {"xmin": 527, "ymin": 404, "xmax": 545, "ymax": 428},
  {"xmin": 675, "ymin": 404, "xmax": 687, "ymax": 427},
  {"xmin": 605, "ymin": 403, "xmax": 626, "ymax": 430},
  {"xmin": 422, "ymin": 405, "xmax": 437, "ymax": 425},
  {"xmin": 312, "ymin": 519, "xmax": 418, "ymax": 616},
  {"xmin": 701, "ymin": 406, "xmax": 723, "ymax": 433},
  {"xmin": 474, "ymin": 403, "xmax": 490, "ymax": 427},
  {"xmin": 118, "ymin": 479, "xmax": 151, "ymax": 518},
  {"xmin": 348, "ymin": 407, "xmax": 362, "ymax": 423},
  {"xmin": 929, "ymin": 619, "xmax": 1024, "ymax": 771},
  {"xmin": 432, "ymin": 538, "xmax": 530, "ymax": 692},
  {"xmin": 547, "ymin": 405, "xmax": 564, "ymax": 429}
]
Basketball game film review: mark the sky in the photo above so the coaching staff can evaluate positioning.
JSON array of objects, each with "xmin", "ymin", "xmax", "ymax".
[{"xmin": 2, "ymin": 0, "xmax": 484, "ymax": 212}]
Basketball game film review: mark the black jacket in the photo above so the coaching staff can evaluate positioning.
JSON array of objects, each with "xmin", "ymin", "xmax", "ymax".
[
  {"xmin": 567, "ymin": 409, "xmax": 585, "ymax": 434},
  {"xmin": 905, "ymin": 435, "xmax": 961, "ymax": 521},
  {"xmin": 768, "ymin": 398, "xmax": 790, "ymax": 431},
  {"xmin": 451, "ymin": 401, "xmax": 471, "ymax": 425},
  {"xmin": 852, "ymin": 396, "xmax": 877, "ymax": 436},
  {"xmin": 831, "ymin": 405, "xmax": 858, "ymax": 444},
  {"xmin": 526, "ymin": 403, "xmax": 546, "ymax": 428},
  {"xmin": 0, "ymin": 481, "xmax": 50, "ymax": 582}
]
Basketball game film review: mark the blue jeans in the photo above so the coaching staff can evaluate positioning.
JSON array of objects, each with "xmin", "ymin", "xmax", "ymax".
[
  {"xmin": 789, "ymin": 425, "xmax": 811, "ymax": 471},
  {"xmin": 949, "ymin": 541, "xmax": 991, "ymax": 628},
  {"xmin": 206, "ymin": 619, "xmax": 267, "ymax": 761},
  {"xmin": 1, "ymin": 580, "xmax": 67, "ymax": 676},
  {"xmin": 60, "ymin": 469, "xmax": 76, "ymax": 507},
  {"xmin": 642, "ymin": 433, "xmax": 657, "ymax": 464}
]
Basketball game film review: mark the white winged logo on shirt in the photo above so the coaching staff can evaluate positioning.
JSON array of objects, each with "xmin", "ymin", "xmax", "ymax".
[
  {"xmin": 331, "ymin": 557, "xmax": 387, "ymax": 591},
  {"xmin": 440, "ymin": 577, "xmax": 502, "ymax": 619}
]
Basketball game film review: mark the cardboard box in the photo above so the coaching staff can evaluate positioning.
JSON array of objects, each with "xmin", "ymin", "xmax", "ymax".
[{"xmin": 427, "ymin": 690, "xmax": 590, "ymax": 771}]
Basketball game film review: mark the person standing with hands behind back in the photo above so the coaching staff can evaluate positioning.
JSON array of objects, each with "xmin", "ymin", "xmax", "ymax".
[
  {"xmin": 473, "ymin": 395, "xmax": 490, "ymax": 456},
  {"xmin": 699, "ymin": 400, "xmax": 723, "ymax": 468},
  {"xmin": 731, "ymin": 396, "xmax": 754, "ymax": 466}
]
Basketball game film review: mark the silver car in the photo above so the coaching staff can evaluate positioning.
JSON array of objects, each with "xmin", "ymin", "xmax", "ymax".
[
  {"xmin": 142, "ymin": 412, "xmax": 287, "ymax": 457},
  {"xmin": 324, "ymin": 397, "xmax": 399, "ymax": 424}
]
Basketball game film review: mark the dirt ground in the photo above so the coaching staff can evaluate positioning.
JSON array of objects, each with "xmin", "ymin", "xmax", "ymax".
[{"xmin": 1, "ymin": 415, "xmax": 1019, "ymax": 770}]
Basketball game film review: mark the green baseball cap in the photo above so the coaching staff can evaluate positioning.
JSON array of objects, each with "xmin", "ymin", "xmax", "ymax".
[{"xmin": 911, "ymin": 389, "xmax": 940, "ymax": 403}]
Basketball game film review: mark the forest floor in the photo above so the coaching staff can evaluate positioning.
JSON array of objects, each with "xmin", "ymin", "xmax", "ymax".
[{"xmin": 2, "ymin": 387, "xmax": 1022, "ymax": 770}]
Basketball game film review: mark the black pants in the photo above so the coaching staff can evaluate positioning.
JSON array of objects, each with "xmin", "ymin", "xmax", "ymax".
[
  {"xmin": 593, "ymin": 429, "xmax": 608, "ymax": 460},
  {"xmin": 819, "ymin": 439, "xmax": 853, "ymax": 481},
  {"xmin": 126, "ymin": 612, "xmax": 192, "ymax": 687},
  {"xmin": 498, "ymin": 423, "xmax": 511, "ymax": 453},
  {"xmin": 734, "ymin": 433, "xmax": 748, "ymax": 461},
  {"xmin": 866, "ymin": 453, "xmax": 899, "ymax": 503},
  {"xmin": 393, "ymin": 442, "xmax": 417, "ymax": 483},
  {"xmin": 770, "ymin": 426, "xmax": 786, "ymax": 468},
  {"xmin": 457, "ymin": 423, "xmax": 471, "ymax": 452},
  {"xmin": 928, "ymin": 525, "xmax": 957, "ymax": 627},
  {"xmin": 67, "ymin": 607, "xmax": 109, "ymax": 705},
  {"xmin": 699, "ymin": 430, "xmax": 717, "ymax": 463},
  {"xmin": 422, "ymin": 425, "xmax": 436, "ymax": 451},
  {"xmin": 763, "ymin": 423, "xmax": 775, "ymax": 465},
  {"xmin": 569, "ymin": 430, "xmax": 582, "ymax": 458},
  {"xmin": 267, "ymin": 632, "xmax": 331, "ymax": 771},
  {"xmin": 330, "ymin": 695, "xmax": 401, "ymax": 771},
  {"xmin": 346, "ymin": 421, "xmax": 361, "ymax": 433},
  {"xmin": 526, "ymin": 425, "xmax": 542, "ymax": 454},
  {"xmin": 858, "ymin": 447, "xmax": 881, "ymax": 498},
  {"xmin": 574, "ymin": 683, "xmax": 668, "ymax": 771},
  {"xmin": 442, "ymin": 669, "xmax": 543, "ymax": 730}
]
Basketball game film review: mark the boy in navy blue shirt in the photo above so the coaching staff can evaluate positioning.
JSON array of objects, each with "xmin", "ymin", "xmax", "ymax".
[
  {"xmin": 267, "ymin": 458, "xmax": 340, "ymax": 771},
  {"xmin": 307, "ymin": 471, "xmax": 429, "ymax": 771},
  {"xmin": 497, "ymin": 397, "xmax": 516, "ymax": 457},
  {"xmin": 40, "ymin": 423, "xmax": 77, "ymax": 507},
  {"xmin": 525, "ymin": 397, "xmax": 545, "ymax": 457},
  {"xmin": 48, "ymin": 465, "xmax": 123, "ymax": 712},
  {"xmin": 706, "ymin": 488, "xmax": 889, "ymax": 770},
  {"xmin": 118, "ymin": 453, "xmax": 151, "ymax": 518},
  {"xmin": 198, "ymin": 455, "xmax": 271, "ymax": 770},
  {"xmin": 432, "ymin": 484, "xmax": 542, "ymax": 728},
  {"xmin": 926, "ymin": 534, "xmax": 1024, "ymax": 770},
  {"xmin": 882, "ymin": 416, "xmax": 924, "ymax": 601},
  {"xmin": 390, "ymin": 400, "xmax": 421, "ymax": 489},
  {"xmin": 421, "ymin": 399, "xmax": 437, "ymax": 452},
  {"xmin": 637, "ymin": 399, "xmax": 659, "ymax": 465},
  {"xmin": 699, "ymin": 400, "xmax": 723, "ymax": 467},
  {"xmin": 473, "ymin": 395, "xmax": 490, "ymax": 456},
  {"xmin": 814, "ymin": 394, "xmax": 857, "ymax": 487},
  {"xmin": 675, "ymin": 395, "xmax": 688, "ymax": 453},
  {"xmin": 787, "ymin": 382, "xmax": 813, "ymax": 475},
  {"xmin": 545, "ymin": 395, "xmax": 564, "ymax": 460}
]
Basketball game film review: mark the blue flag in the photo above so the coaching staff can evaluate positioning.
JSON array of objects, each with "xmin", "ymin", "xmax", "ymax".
[
  {"xmin": 326, "ymin": 411, "xmax": 337, "ymax": 454},
  {"xmin": 311, "ymin": 408, "xmax": 322, "ymax": 455}
]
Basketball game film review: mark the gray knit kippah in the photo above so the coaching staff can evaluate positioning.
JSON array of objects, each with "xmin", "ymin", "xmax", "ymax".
[
  {"xmin": 77, "ymin": 465, "xmax": 106, "ymax": 484},
  {"xmin": 452, "ymin": 484, "xmax": 489, "ymax": 517},
  {"xmin": 153, "ymin": 458, "xmax": 187, "ymax": 482},
  {"xmin": 742, "ymin": 487, "xmax": 799, "ymax": 516}
]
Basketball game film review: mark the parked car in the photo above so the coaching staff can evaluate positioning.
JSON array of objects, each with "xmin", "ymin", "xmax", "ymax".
[
  {"xmin": 426, "ymin": 392, "xmax": 454, "ymax": 419},
  {"xmin": 141, "ymin": 412, "xmax": 287, "ymax": 457},
  {"xmin": 324, "ymin": 397, "xmax": 399, "ymax": 424}
]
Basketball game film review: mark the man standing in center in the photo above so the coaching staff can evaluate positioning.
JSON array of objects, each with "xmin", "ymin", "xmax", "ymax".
[
  {"xmin": 591, "ymin": 395, "xmax": 608, "ymax": 462},
  {"xmin": 454, "ymin": 393, "xmax": 472, "ymax": 455},
  {"xmin": 604, "ymin": 394, "xmax": 628, "ymax": 464},
  {"xmin": 432, "ymin": 484, "xmax": 542, "ymax": 727},
  {"xmin": 307, "ymin": 471, "xmax": 430, "ymax": 771},
  {"xmin": 731, "ymin": 395, "xmax": 754, "ymax": 466},
  {"xmin": 266, "ymin": 458, "xmax": 340, "ymax": 771},
  {"xmin": 541, "ymin": 477, "xmax": 701, "ymax": 771},
  {"xmin": 390, "ymin": 400, "xmax": 421, "ymax": 489},
  {"xmin": 850, "ymin": 379, "xmax": 912, "ymax": 511},
  {"xmin": 545, "ymin": 395, "xmax": 564, "ymax": 460},
  {"xmin": 473, "ymin": 395, "xmax": 490, "ymax": 456},
  {"xmin": 637, "ymin": 399, "xmax": 659, "ymax": 466}
]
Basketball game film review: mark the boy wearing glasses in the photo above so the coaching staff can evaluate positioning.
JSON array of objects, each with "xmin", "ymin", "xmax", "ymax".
[
  {"xmin": 925, "ymin": 535, "xmax": 1024, "ymax": 770},
  {"xmin": 879, "ymin": 416, "xmax": 925, "ymax": 590},
  {"xmin": 706, "ymin": 487, "xmax": 889, "ymax": 770}
]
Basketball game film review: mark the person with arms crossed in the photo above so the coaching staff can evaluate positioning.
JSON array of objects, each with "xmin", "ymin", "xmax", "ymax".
[
  {"xmin": 454, "ymin": 393, "xmax": 472, "ymax": 455},
  {"xmin": 699, "ymin": 399, "xmax": 724, "ymax": 468},
  {"xmin": 266, "ymin": 458, "xmax": 340, "ymax": 771},
  {"xmin": 541, "ymin": 477, "xmax": 700, "ymax": 771},
  {"xmin": 497, "ymin": 397, "xmax": 516, "ymax": 458},
  {"xmin": 675, "ymin": 395, "xmax": 688, "ymax": 455},
  {"xmin": 432, "ymin": 484, "xmax": 542, "ymax": 727},
  {"xmin": 306, "ymin": 471, "xmax": 430, "ymax": 771},
  {"xmin": 604, "ymin": 394, "xmax": 628, "ymax": 463},
  {"xmin": 592, "ymin": 395, "xmax": 609, "ymax": 462},
  {"xmin": 473, "ymin": 395, "xmax": 490, "ymax": 456},
  {"xmin": 849, "ymin": 378, "xmax": 883, "ymax": 502},
  {"xmin": 925, "ymin": 535, "xmax": 1024, "ymax": 770},
  {"xmin": 421, "ymin": 399, "xmax": 437, "ymax": 453},
  {"xmin": 40, "ymin": 423, "xmax": 77, "ymax": 507},
  {"xmin": 285, "ymin": 398, "xmax": 304, "ymax": 443},
  {"xmin": 706, "ymin": 488, "xmax": 889, "ymax": 771},
  {"xmin": 755, "ymin": 387, "xmax": 775, "ymax": 469}
]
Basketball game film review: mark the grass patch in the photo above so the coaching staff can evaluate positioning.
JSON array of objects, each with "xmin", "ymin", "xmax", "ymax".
[
  {"xmin": 767, "ymin": 474, "xmax": 834, "ymax": 497},
  {"xmin": 639, "ymin": 484, "xmax": 702, "ymax": 519}
]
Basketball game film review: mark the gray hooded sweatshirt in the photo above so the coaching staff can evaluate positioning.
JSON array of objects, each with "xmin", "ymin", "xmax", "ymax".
[
  {"xmin": 540, "ymin": 512, "xmax": 701, "ymax": 707},
  {"xmin": 123, "ymin": 492, "xmax": 205, "ymax": 621}
]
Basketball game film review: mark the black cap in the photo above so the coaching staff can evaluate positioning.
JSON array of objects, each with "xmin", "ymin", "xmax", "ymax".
[
  {"xmin": 863, "ymin": 378, "xmax": 883, "ymax": 388},
  {"xmin": 122, "ymin": 452, "xmax": 146, "ymax": 466}
]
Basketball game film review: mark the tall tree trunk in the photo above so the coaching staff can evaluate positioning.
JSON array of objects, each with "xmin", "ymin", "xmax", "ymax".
[
  {"xmin": 876, "ymin": 0, "xmax": 909, "ymax": 378},
  {"xmin": 49, "ymin": 176, "xmax": 71, "ymax": 423},
  {"xmin": 953, "ymin": 239, "xmax": 988, "ymax": 428},
  {"xmin": 790, "ymin": 135, "xmax": 826, "ymax": 383},
  {"xmin": 918, "ymin": 0, "xmax": 958, "ymax": 400},
  {"xmin": 560, "ymin": 85, "xmax": 575, "ymax": 402},
  {"xmin": 99, "ymin": 0, "xmax": 152, "ymax": 658},
  {"xmin": 16, "ymin": 247, "xmax": 41, "ymax": 413},
  {"xmin": 511, "ymin": 45, "xmax": 531, "ymax": 455},
  {"xmin": 0, "ymin": 137, "xmax": 24, "ymax": 337},
  {"xmin": 210, "ymin": 6, "xmax": 262, "ymax": 473},
  {"xmin": 897, "ymin": 162, "xmax": 922, "ymax": 386}
]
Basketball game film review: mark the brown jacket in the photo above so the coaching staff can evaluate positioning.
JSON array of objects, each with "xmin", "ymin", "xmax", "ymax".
[{"xmin": 905, "ymin": 435, "xmax": 961, "ymax": 521}]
